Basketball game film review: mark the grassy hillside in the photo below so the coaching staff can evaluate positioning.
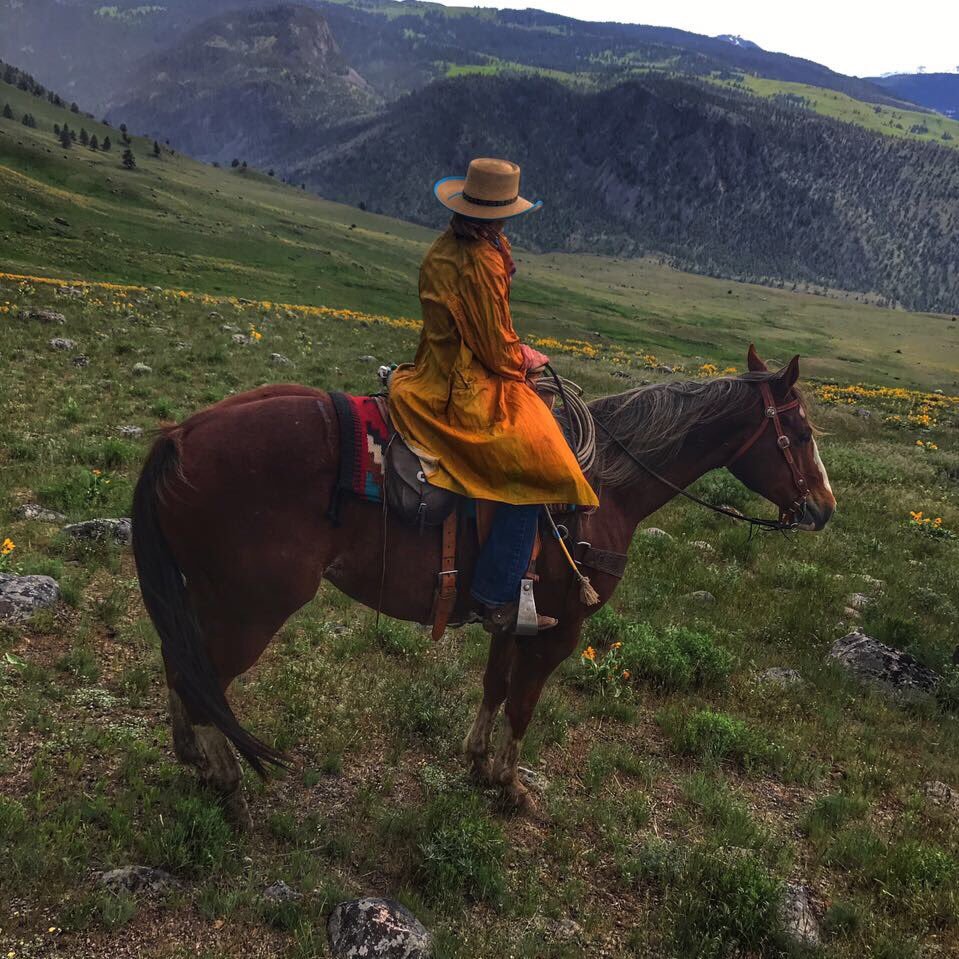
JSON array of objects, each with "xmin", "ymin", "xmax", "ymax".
[
  {"xmin": 2, "ymin": 77, "xmax": 958, "ymax": 393},
  {"xmin": 714, "ymin": 74, "xmax": 959, "ymax": 149}
]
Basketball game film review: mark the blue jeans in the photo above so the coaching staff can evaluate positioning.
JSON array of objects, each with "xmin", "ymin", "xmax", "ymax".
[{"xmin": 471, "ymin": 503, "xmax": 540, "ymax": 607}]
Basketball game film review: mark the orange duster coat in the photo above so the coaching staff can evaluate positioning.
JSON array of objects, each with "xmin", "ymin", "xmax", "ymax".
[{"xmin": 388, "ymin": 228, "xmax": 599, "ymax": 508}]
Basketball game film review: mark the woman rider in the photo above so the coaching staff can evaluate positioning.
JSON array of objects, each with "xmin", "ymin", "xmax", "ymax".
[{"xmin": 388, "ymin": 158, "xmax": 599, "ymax": 633}]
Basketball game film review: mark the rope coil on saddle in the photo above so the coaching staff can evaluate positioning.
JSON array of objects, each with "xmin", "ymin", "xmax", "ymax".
[{"xmin": 535, "ymin": 370, "xmax": 596, "ymax": 473}]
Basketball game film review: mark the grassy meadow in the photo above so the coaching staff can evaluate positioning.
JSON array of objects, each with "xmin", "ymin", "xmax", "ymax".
[{"xmin": 1, "ymin": 76, "xmax": 959, "ymax": 959}]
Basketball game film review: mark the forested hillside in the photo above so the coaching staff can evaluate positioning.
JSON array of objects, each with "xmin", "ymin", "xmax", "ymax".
[{"xmin": 298, "ymin": 74, "xmax": 959, "ymax": 314}]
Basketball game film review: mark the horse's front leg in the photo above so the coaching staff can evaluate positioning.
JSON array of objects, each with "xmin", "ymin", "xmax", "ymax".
[
  {"xmin": 494, "ymin": 623, "xmax": 583, "ymax": 814},
  {"xmin": 464, "ymin": 632, "xmax": 516, "ymax": 782}
]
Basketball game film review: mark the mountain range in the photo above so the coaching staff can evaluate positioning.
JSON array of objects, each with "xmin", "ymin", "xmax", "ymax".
[
  {"xmin": 868, "ymin": 73, "xmax": 959, "ymax": 119},
  {"xmin": 1, "ymin": 0, "xmax": 958, "ymax": 312}
]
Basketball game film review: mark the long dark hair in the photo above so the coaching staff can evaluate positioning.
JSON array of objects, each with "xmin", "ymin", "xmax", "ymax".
[{"xmin": 449, "ymin": 213, "xmax": 505, "ymax": 242}]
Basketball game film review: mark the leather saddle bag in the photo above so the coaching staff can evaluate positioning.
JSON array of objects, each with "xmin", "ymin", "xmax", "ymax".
[{"xmin": 386, "ymin": 439, "xmax": 459, "ymax": 527}]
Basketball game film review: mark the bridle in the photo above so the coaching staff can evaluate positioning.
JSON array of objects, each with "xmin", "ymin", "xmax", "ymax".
[
  {"xmin": 588, "ymin": 377, "xmax": 811, "ymax": 533},
  {"xmin": 726, "ymin": 381, "xmax": 809, "ymax": 524}
]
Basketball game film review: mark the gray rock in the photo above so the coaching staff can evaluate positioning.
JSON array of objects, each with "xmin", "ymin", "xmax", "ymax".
[
  {"xmin": 72, "ymin": 354, "xmax": 90, "ymax": 368},
  {"xmin": 611, "ymin": 369, "xmax": 631, "ymax": 379},
  {"xmin": 641, "ymin": 527, "xmax": 672, "ymax": 540},
  {"xmin": 830, "ymin": 629, "xmax": 940, "ymax": 702},
  {"xmin": 517, "ymin": 765, "xmax": 548, "ymax": 790},
  {"xmin": 49, "ymin": 337, "xmax": 76, "ymax": 351},
  {"xmin": 852, "ymin": 407, "xmax": 872, "ymax": 419},
  {"xmin": 357, "ymin": 355, "xmax": 378, "ymax": 363},
  {"xmin": 131, "ymin": 362, "xmax": 152, "ymax": 376},
  {"xmin": 0, "ymin": 574, "xmax": 60, "ymax": 623},
  {"xmin": 220, "ymin": 323, "xmax": 238, "ymax": 333},
  {"xmin": 780, "ymin": 882, "xmax": 820, "ymax": 947},
  {"xmin": 116, "ymin": 426, "xmax": 143, "ymax": 439},
  {"xmin": 921, "ymin": 780, "xmax": 959, "ymax": 812},
  {"xmin": 99, "ymin": 865, "xmax": 179, "ymax": 895},
  {"xmin": 12, "ymin": 503, "xmax": 66, "ymax": 523},
  {"xmin": 56, "ymin": 286, "xmax": 84, "ymax": 298},
  {"xmin": 270, "ymin": 352, "xmax": 293, "ymax": 367},
  {"xmin": 685, "ymin": 590, "xmax": 716, "ymax": 604},
  {"xmin": 757, "ymin": 667, "xmax": 803, "ymax": 688},
  {"xmin": 263, "ymin": 880, "xmax": 302, "ymax": 903},
  {"xmin": 547, "ymin": 918, "xmax": 582, "ymax": 941},
  {"xmin": 328, "ymin": 897, "xmax": 432, "ymax": 959},
  {"xmin": 63, "ymin": 518, "xmax": 132, "ymax": 546},
  {"xmin": 690, "ymin": 540, "xmax": 715, "ymax": 553},
  {"xmin": 860, "ymin": 574, "xmax": 884, "ymax": 590},
  {"xmin": 846, "ymin": 592, "xmax": 873, "ymax": 612},
  {"xmin": 21, "ymin": 308, "xmax": 65, "ymax": 324},
  {"xmin": 843, "ymin": 607, "xmax": 862, "ymax": 620},
  {"xmin": 655, "ymin": 364, "xmax": 674, "ymax": 374},
  {"xmin": 231, "ymin": 333, "xmax": 251, "ymax": 346}
]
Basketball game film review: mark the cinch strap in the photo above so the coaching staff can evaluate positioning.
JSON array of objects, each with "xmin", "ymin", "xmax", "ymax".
[{"xmin": 462, "ymin": 192, "xmax": 519, "ymax": 207}]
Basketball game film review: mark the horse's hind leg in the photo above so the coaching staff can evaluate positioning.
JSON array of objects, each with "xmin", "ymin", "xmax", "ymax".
[
  {"xmin": 166, "ymin": 683, "xmax": 253, "ymax": 830},
  {"xmin": 464, "ymin": 633, "xmax": 516, "ymax": 783}
]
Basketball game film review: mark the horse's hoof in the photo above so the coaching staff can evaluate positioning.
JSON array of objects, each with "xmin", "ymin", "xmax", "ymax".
[
  {"xmin": 223, "ymin": 788, "xmax": 253, "ymax": 833},
  {"xmin": 468, "ymin": 756, "xmax": 494, "ymax": 785}
]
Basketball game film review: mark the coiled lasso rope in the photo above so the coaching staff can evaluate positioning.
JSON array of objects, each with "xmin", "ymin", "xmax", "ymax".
[
  {"xmin": 534, "ymin": 368, "xmax": 597, "ymax": 473},
  {"xmin": 535, "ymin": 366, "xmax": 601, "ymax": 606}
]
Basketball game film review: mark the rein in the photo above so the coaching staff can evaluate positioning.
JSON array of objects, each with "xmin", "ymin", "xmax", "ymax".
[{"xmin": 547, "ymin": 366, "xmax": 808, "ymax": 533}]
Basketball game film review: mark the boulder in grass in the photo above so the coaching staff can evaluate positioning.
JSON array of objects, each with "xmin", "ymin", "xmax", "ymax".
[
  {"xmin": 131, "ymin": 362, "xmax": 152, "ymax": 376},
  {"xmin": 12, "ymin": 503, "xmax": 66, "ymax": 523},
  {"xmin": 640, "ymin": 527, "xmax": 672, "ymax": 540},
  {"xmin": 0, "ymin": 574, "xmax": 60, "ymax": 624},
  {"xmin": 116, "ymin": 426, "xmax": 143, "ymax": 439},
  {"xmin": 263, "ymin": 880, "xmax": 302, "ymax": 903},
  {"xmin": 327, "ymin": 898, "xmax": 432, "ymax": 959},
  {"xmin": 921, "ymin": 780, "xmax": 959, "ymax": 812},
  {"xmin": 830, "ymin": 629, "xmax": 940, "ymax": 703},
  {"xmin": 780, "ymin": 882, "xmax": 821, "ymax": 948},
  {"xmin": 21, "ymin": 308, "xmax": 65, "ymax": 325},
  {"xmin": 757, "ymin": 667, "xmax": 803, "ymax": 688},
  {"xmin": 72, "ymin": 354, "xmax": 90, "ymax": 368},
  {"xmin": 63, "ymin": 518, "xmax": 132, "ymax": 546},
  {"xmin": 99, "ymin": 865, "xmax": 179, "ymax": 895},
  {"xmin": 685, "ymin": 590, "xmax": 716, "ymax": 605},
  {"xmin": 49, "ymin": 337, "xmax": 76, "ymax": 351},
  {"xmin": 270, "ymin": 353, "xmax": 293, "ymax": 367}
]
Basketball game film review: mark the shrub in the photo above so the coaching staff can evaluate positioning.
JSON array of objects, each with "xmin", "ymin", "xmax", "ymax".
[
  {"xmin": 140, "ymin": 795, "xmax": 233, "ymax": 876},
  {"xmin": 660, "ymin": 708, "xmax": 779, "ymax": 771},
  {"xmin": 801, "ymin": 792, "xmax": 869, "ymax": 842},
  {"xmin": 620, "ymin": 623, "xmax": 734, "ymax": 691},
  {"xmin": 671, "ymin": 846, "xmax": 783, "ymax": 959}
]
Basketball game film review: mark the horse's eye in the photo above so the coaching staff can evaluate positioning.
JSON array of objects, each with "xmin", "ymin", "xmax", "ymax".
[{"xmin": 797, "ymin": 432, "xmax": 813, "ymax": 445}]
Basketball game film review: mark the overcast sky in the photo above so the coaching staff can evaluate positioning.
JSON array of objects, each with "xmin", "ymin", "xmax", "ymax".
[{"xmin": 429, "ymin": 0, "xmax": 959, "ymax": 78}]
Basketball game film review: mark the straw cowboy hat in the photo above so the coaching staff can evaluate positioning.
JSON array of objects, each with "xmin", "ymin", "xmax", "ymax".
[{"xmin": 434, "ymin": 157, "xmax": 543, "ymax": 221}]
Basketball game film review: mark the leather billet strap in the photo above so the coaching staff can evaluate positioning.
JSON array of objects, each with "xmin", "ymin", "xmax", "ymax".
[
  {"xmin": 431, "ymin": 511, "xmax": 458, "ymax": 640},
  {"xmin": 578, "ymin": 545, "xmax": 628, "ymax": 579}
]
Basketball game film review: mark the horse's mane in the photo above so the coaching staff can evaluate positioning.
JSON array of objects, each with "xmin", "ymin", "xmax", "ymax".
[{"xmin": 588, "ymin": 371, "xmax": 805, "ymax": 487}]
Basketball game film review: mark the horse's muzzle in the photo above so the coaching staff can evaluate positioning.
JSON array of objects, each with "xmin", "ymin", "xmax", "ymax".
[{"xmin": 796, "ymin": 498, "xmax": 834, "ymax": 531}]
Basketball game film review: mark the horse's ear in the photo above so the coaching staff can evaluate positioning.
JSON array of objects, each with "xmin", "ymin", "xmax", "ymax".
[
  {"xmin": 746, "ymin": 344, "xmax": 767, "ymax": 372},
  {"xmin": 774, "ymin": 355, "xmax": 801, "ymax": 392}
]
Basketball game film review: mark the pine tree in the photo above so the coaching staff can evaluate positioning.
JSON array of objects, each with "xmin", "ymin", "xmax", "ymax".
[
  {"xmin": 59, "ymin": 126, "xmax": 72, "ymax": 149},
  {"xmin": 119, "ymin": 122, "xmax": 129, "ymax": 144},
  {"xmin": 231, "ymin": 158, "xmax": 239, "ymax": 168},
  {"xmin": 102, "ymin": 135, "xmax": 111, "ymax": 151},
  {"xmin": 2, "ymin": 103, "xmax": 12, "ymax": 120},
  {"xmin": 152, "ymin": 139, "xmax": 161, "ymax": 157},
  {"xmin": 70, "ymin": 102, "xmax": 79, "ymax": 114},
  {"xmin": 79, "ymin": 127, "xmax": 89, "ymax": 146},
  {"xmin": 122, "ymin": 147, "xmax": 136, "ymax": 170},
  {"xmin": 54, "ymin": 123, "xmax": 60, "ymax": 136},
  {"xmin": 89, "ymin": 134, "xmax": 99, "ymax": 151}
]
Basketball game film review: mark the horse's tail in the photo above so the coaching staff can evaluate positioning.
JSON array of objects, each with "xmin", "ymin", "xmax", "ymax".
[{"xmin": 132, "ymin": 432, "xmax": 285, "ymax": 776}]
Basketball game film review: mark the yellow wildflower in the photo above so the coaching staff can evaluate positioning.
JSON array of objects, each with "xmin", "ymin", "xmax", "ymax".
[
  {"xmin": 582, "ymin": 646, "xmax": 596, "ymax": 662},
  {"xmin": 1, "ymin": 538, "xmax": 15, "ymax": 556}
]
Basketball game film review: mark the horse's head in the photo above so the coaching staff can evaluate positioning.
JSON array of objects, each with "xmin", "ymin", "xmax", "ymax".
[{"xmin": 726, "ymin": 345, "xmax": 836, "ymax": 531}]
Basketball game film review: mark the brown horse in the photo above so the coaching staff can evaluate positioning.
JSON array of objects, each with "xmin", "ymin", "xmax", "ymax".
[{"xmin": 132, "ymin": 346, "xmax": 835, "ymax": 828}]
